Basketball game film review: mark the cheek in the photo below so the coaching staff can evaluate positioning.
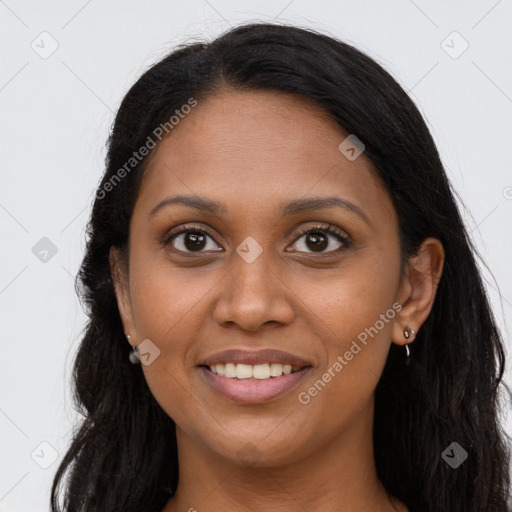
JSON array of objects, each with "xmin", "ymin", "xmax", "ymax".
[
  {"xmin": 297, "ymin": 261, "xmax": 400, "ymax": 410},
  {"xmin": 128, "ymin": 253, "xmax": 212, "ymax": 346},
  {"xmin": 304, "ymin": 253, "xmax": 399, "ymax": 348}
]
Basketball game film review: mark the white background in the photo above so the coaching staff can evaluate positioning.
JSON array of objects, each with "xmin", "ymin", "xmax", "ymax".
[{"xmin": 1, "ymin": 1, "xmax": 511, "ymax": 510}]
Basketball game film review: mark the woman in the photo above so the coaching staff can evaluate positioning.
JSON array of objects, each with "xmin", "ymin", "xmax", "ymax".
[{"xmin": 50, "ymin": 22, "xmax": 511, "ymax": 512}]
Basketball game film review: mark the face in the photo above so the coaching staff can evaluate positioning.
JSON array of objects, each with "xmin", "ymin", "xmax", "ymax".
[{"xmin": 112, "ymin": 89, "xmax": 412, "ymax": 467}]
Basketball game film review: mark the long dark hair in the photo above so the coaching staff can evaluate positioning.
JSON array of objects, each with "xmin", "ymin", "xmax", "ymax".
[{"xmin": 51, "ymin": 22, "xmax": 511, "ymax": 512}]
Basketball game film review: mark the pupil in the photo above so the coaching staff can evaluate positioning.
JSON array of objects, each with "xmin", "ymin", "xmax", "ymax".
[
  {"xmin": 307, "ymin": 233, "xmax": 327, "ymax": 251},
  {"xmin": 185, "ymin": 232, "xmax": 206, "ymax": 251}
]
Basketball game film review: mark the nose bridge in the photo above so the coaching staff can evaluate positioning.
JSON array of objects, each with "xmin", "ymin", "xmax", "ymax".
[
  {"xmin": 233, "ymin": 240, "xmax": 272, "ymax": 293},
  {"xmin": 230, "ymin": 237, "xmax": 277, "ymax": 305}
]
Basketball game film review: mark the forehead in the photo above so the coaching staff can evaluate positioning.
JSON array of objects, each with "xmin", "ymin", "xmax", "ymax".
[{"xmin": 135, "ymin": 89, "xmax": 394, "ymax": 225}]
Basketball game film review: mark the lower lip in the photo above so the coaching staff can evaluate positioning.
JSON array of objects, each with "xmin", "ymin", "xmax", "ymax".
[{"xmin": 199, "ymin": 366, "xmax": 312, "ymax": 404}]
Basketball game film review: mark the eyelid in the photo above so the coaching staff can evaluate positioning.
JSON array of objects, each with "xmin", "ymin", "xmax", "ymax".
[{"xmin": 163, "ymin": 223, "xmax": 214, "ymax": 240}]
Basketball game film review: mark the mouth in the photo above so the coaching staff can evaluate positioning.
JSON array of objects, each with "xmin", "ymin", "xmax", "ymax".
[{"xmin": 198, "ymin": 363, "xmax": 313, "ymax": 404}]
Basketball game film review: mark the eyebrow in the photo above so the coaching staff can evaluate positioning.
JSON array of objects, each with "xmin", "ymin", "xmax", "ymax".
[{"xmin": 149, "ymin": 194, "xmax": 371, "ymax": 226}]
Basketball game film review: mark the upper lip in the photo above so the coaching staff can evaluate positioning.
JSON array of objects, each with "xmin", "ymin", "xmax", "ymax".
[{"xmin": 198, "ymin": 348, "xmax": 313, "ymax": 368}]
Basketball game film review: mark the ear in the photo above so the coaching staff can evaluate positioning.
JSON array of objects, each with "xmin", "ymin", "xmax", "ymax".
[
  {"xmin": 109, "ymin": 246, "xmax": 137, "ymax": 347},
  {"xmin": 392, "ymin": 237, "xmax": 445, "ymax": 346}
]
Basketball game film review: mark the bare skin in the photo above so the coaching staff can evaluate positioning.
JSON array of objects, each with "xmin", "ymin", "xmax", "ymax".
[{"xmin": 110, "ymin": 88, "xmax": 444, "ymax": 512}]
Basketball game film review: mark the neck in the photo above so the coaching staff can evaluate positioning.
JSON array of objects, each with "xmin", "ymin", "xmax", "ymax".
[{"xmin": 163, "ymin": 396, "xmax": 407, "ymax": 512}]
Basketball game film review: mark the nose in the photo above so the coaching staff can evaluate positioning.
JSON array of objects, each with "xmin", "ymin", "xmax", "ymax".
[{"xmin": 212, "ymin": 247, "xmax": 295, "ymax": 332}]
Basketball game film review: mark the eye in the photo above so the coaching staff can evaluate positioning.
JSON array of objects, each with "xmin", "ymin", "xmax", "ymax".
[
  {"xmin": 162, "ymin": 223, "xmax": 351, "ymax": 257},
  {"xmin": 162, "ymin": 224, "xmax": 222, "ymax": 254},
  {"xmin": 287, "ymin": 224, "xmax": 351, "ymax": 255}
]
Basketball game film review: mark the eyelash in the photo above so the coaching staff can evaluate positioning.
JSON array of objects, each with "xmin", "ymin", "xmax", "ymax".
[{"xmin": 162, "ymin": 223, "xmax": 352, "ymax": 257}]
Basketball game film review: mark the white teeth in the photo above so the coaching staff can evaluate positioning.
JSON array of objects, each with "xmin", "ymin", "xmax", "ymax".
[
  {"xmin": 224, "ymin": 363, "xmax": 237, "ymax": 378},
  {"xmin": 236, "ymin": 364, "xmax": 253, "ymax": 379},
  {"xmin": 207, "ymin": 362, "xmax": 297, "ymax": 379},
  {"xmin": 253, "ymin": 363, "xmax": 271, "ymax": 379},
  {"xmin": 269, "ymin": 363, "xmax": 282, "ymax": 376}
]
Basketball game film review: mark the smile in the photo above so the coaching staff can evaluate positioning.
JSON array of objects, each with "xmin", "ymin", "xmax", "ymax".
[{"xmin": 199, "ymin": 364, "xmax": 312, "ymax": 404}]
